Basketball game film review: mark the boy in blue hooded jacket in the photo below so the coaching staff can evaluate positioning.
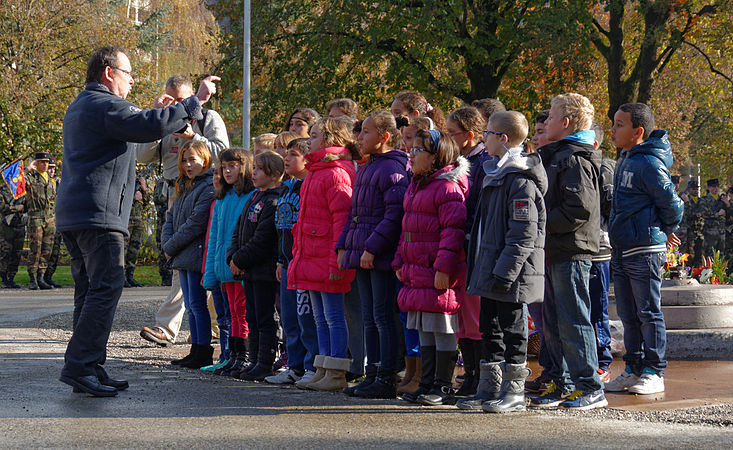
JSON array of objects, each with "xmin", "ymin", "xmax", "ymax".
[{"xmin": 606, "ymin": 103, "xmax": 683, "ymax": 395}]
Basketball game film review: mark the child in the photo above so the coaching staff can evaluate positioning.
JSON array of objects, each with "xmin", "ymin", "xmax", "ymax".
[
  {"xmin": 161, "ymin": 140, "xmax": 215, "ymax": 369},
  {"xmin": 267, "ymin": 139, "xmax": 320, "ymax": 386},
  {"xmin": 284, "ymin": 108, "xmax": 320, "ymax": 138},
  {"xmin": 336, "ymin": 111, "xmax": 409, "ymax": 398},
  {"xmin": 446, "ymin": 106, "xmax": 488, "ymax": 398},
  {"xmin": 199, "ymin": 166, "xmax": 231, "ymax": 371},
  {"xmin": 254, "ymin": 133, "xmax": 277, "ymax": 155},
  {"xmin": 287, "ymin": 116, "xmax": 358, "ymax": 392},
  {"xmin": 394, "ymin": 129, "xmax": 469, "ymax": 406},
  {"xmin": 606, "ymin": 103, "xmax": 683, "ymax": 395},
  {"xmin": 273, "ymin": 131, "xmax": 300, "ymax": 158},
  {"xmin": 327, "ymin": 98, "xmax": 359, "ymax": 119},
  {"xmin": 227, "ymin": 151, "xmax": 286, "ymax": 381},
  {"xmin": 463, "ymin": 111, "xmax": 547, "ymax": 413},
  {"xmin": 529, "ymin": 93, "xmax": 605, "ymax": 410},
  {"xmin": 202, "ymin": 148, "xmax": 256, "ymax": 377},
  {"xmin": 471, "ymin": 98, "xmax": 506, "ymax": 123},
  {"xmin": 391, "ymin": 90, "xmax": 446, "ymax": 131}
]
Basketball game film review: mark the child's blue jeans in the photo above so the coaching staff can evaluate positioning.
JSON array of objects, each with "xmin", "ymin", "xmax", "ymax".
[
  {"xmin": 280, "ymin": 267, "xmax": 318, "ymax": 372},
  {"xmin": 179, "ymin": 270, "xmax": 211, "ymax": 346},
  {"xmin": 309, "ymin": 290, "xmax": 348, "ymax": 358}
]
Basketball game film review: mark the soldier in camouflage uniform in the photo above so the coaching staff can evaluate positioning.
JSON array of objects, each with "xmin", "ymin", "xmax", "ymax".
[
  {"xmin": 0, "ymin": 181, "xmax": 26, "ymax": 288},
  {"xmin": 698, "ymin": 178, "xmax": 726, "ymax": 259},
  {"xmin": 124, "ymin": 174, "xmax": 151, "ymax": 287},
  {"xmin": 43, "ymin": 157, "xmax": 63, "ymax": 288},
  {"xmin": 681, "ymin": 180, "xmax": 704, "ymax": 267},
  {"xmin": 721, "ymin": 186, "xmax": 733, "ymax": 271},
  {"xmin": 25, "ymin": 152, "xmax": 56, "ymax": 290}
]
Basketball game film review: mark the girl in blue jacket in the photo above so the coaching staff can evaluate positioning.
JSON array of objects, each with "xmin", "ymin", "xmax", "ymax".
[
  {"xmin": 202, "ymin": 148, "xmax": 256, "ymax": 377},
  {"xmin": 162, "ymin": 141, "xmax": 215, "ymax": 369}
]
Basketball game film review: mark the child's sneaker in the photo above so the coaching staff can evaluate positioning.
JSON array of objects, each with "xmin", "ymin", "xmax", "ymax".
[
  {"xmin": 525, "ymin": 374, "xmax": 551, "ymax": 393},
  {"xmin": 529, "ymin": 381, "xmax": 569, "ymax": 408},
  {"xmin": 294, "ymin": 370, "xmax": 317, "ymax": 388},
  {"xmin": 597, "ymin": 368, "xmax": 611, "ymax": 384},
  {"xmin": 628, "ymin": 368, "xmax": 664, "ymax": 394},
  {"xmin": 265, "ymin": 368, "xmax": 302, "ymax": 385},
  {"xmin": 604, "ymin": 366, "xmax": 640, "ymax": 392},
  {"xmin": 559, "ymin": 389, "xmax": 608, "ymax": 410}
]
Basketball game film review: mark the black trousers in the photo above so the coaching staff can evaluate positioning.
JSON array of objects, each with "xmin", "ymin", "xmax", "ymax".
[
  {"xmin": 61, "ymin": 229, "xmax": 125, "ymax": 378},
  {"xmin": 480, "ymin": 297, "xmax": 527, "ymax": 365},
  {"xmin": 243, "ymin": 279, "xmax": 279, "ymax": 338}
]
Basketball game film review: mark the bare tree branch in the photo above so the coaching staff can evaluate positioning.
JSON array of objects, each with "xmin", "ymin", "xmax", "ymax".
[{"xmin": 683, "ymin": 39, "xmax": 733, "ymax": 85}]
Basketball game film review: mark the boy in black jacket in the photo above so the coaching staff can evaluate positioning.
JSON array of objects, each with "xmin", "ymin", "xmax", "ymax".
[
  {"xmin": 228, "ymin": 151, "xmax": 286, "ymax": 381},
  {"xmin": 529, "ymin": 93, "xmax": 606, "ymax": 410}
]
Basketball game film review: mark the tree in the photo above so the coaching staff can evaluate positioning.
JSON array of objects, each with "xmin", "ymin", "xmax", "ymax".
[{"xmin": 210, "ymin": 0, "xmax": 594, "ymax": 139}]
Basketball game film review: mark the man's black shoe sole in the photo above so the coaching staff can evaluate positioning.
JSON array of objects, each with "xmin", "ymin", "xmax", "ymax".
[{"xmin": 60, "ymin": 375, "xmax": 118, "ymax": 397}]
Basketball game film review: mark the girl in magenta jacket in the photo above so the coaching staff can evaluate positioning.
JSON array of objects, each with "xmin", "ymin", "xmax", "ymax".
[
  {"xmin": 287, "ymin": 116, "xmax": 358, "ymax": 392},
  {"xmin": 394, "ymin": 129, "xmax": 469, "ymax": 407}
]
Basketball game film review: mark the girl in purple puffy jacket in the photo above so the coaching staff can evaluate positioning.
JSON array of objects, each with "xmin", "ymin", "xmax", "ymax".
[
  {"xmin": 336, "ymin": 111, "xmax": 409, "ymax": 399},
  {"xmin": 394, "ymin": 129, "xmax": 469, "ymax": 407}
]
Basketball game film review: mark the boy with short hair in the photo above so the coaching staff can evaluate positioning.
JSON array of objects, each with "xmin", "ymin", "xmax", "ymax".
[
  {"xmin": 530, "ymin": 93, "xmax": 606, "ymax": 410},
  {"xmin": 253, "ymin": 133, "xmax": 277, "ymax": 155},
  {"xmin": 606, "ymin": 103, "xmax": 683, "ymax": 394},
  {"xmin": 463, "ymin": 111, "xmax": 547, "ymax": 413}
]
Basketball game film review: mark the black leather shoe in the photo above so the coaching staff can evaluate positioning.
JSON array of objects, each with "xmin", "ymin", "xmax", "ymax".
[
  {"xmin": 95, "ymin": 365, "xmax": 129, "ymax": 390},
  {"xmin": 60, "ymin": 374, "xmax": 118, "ymax": 397}
]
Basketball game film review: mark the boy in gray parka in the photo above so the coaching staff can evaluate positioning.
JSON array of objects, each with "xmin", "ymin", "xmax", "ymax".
[{"xmin": 461, "ymin": 111, "xmax": 547, "ymax": 413}]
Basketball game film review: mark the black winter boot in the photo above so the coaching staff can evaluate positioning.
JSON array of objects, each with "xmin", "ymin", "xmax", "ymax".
[
  {"xmin": 230, "ymin": 336, "xmax": 255, "ymax": 378},
  {"xmin": 344, "ymin": 364, "xmax": 377, "ymax": 397},
  {"xmin": 172, "ymin": 344, "xmax": 197, "ymax": 366},
  {"xmin": 182, "ymin": 344, "xmax": 214, "ymax": 369},
  {"xmin": 355, "ymin": 368, "xmax": 397, "ymax": 399},
  {"xmin": 37, "ymin": 271, "xmax": 53, "ymax": 290},
  {"xmin": 401, "ymin": 346, "xmax": 436, "ymax": 403},
  {"xmin": 482, "ymin": 362, "xmax": 531, "ymax": 413},
  {"xmin": 241, "ymin": 333, "xmax": 277, "ymax": 381},
  {"xmin": 126, "ymin": 267, "xmax": 143, "ymax": 287},
  {"xmin": 214, "ymin": 336, "xmax": 239, "ymax": 375},
  {"xmin": 456, "ymin": 361, "xmax": 503, "ymax": 410},
  {"xmin": 418, "ymin": 350, "xmax": 457, "ymax": 406},
  {"xmin": 44, "ymin": 271, "xmax": 62, "ymax": 288},
  {"xmin": 28, "ymin": 273, "xmax": 39, "ymax": 290},
  {"xmin": 456, "ymin": 339, "xmax": 478, "ymax": 397}
]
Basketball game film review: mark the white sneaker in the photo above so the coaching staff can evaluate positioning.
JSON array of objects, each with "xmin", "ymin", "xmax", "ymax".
[
  {"xmin": 294, "ymin": 370, "xmax": 316, "ymax": 388},
  {"xmin": 628, "ymin": 372, "xmax": 664, "ymax": 394},
  {"xmin": 265, "ymin": 368, "xmax": 302, "ymax": 385},
  {"xmin": 604, "ymin": 370, "xmax": 640, "ymax": 392}
]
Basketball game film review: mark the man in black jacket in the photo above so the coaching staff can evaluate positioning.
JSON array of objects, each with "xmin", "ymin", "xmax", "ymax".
[{"xmin": 57, "ymin": 46, "xmax": 213, "ymax": 397}]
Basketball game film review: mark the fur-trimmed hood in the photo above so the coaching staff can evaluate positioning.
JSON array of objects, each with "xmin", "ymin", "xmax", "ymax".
[{"xmin": 436, "ymin": 156, "xmax": 470, "ymax": 186}]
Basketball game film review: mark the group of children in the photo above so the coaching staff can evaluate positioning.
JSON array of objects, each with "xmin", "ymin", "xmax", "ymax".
[{"xmin": 158, "ymin": 90, "xmax": 682, "ymax": 413}]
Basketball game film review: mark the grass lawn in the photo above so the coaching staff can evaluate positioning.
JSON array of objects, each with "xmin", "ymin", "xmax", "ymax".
[{"xmin": 12, "ymin": 266, "xmax": 163, "ymax": 287}]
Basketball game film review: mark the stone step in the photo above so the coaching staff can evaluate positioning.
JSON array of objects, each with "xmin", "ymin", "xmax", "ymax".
[
  {"xmin": 663, "ymin": 305, "xmax": 733, "ymax": 329},
  {"xmin": 662, "ymin": 285, "xmax": 733, "ymax": 306},
  {"xmin": 667, "ymin": 329, "xmax": 733, "ymax": 360}
]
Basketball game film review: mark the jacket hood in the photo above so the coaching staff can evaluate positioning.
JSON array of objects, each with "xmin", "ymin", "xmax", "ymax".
[
  {"xmin": 625, "ymin": 129, "xmax": 673, "ymax": 169},
  {"xmin": 372, "ymin": 149, "xmax": 409, "ymax": 164},
  {"xmin": 305, "ymin": 146, "xmax": 351, "ymax": 166},
  {"xmin": 435, "ymin": 156, "xmax": 470, "ymax": 186},
  {"xmin": 482, "ymin": 148, "xmax": 548, "ymax": 195}
]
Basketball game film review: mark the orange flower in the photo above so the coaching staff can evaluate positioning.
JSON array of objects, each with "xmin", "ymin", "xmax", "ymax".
[{"xmin": 679, "ymin": 253, "xmax": 689, "ymax": 263}]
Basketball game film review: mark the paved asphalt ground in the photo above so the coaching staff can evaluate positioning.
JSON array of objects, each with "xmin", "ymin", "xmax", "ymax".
[{"xmin": 2, "ymin": 286, "xmax": 733, "ymax": 448}]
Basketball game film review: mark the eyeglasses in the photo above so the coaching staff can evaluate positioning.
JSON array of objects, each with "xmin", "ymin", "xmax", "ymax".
[
  {"xmin": 484, "ymin": 130, "xmax": 504, "ymax": 138},
  {"xmin": 110, "ymin": 66, "xmax": 134, "ymax": 79},
  {"xmin": 410, "ymin": 147, "xmax": 429, "ymax": 156}
]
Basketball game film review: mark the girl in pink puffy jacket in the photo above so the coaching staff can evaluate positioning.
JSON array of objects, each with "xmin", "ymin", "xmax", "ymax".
[
  {"xmin": 394, "ymin": 129, "xmax": 469, "ymax": 407},
  {"xmin": 287, "ymin": 116, "xmax": 359, "ymax": 392}
]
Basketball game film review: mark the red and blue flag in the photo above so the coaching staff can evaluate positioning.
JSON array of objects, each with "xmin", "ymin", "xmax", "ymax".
[{"xmin": 1, "ymin": 159, "xmax": 26, "ymax": 199}]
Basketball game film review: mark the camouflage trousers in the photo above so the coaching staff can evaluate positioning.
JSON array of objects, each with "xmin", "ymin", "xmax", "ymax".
[
  {"xmin": 125, "ymin": 222, "xmax": 145, "ymax": 270},
  {"xmin": 0, "ymin": 223, "xmax": 25, "ymax": 277},
  {"xmin": 27, "ymin": 215, "xmax": 55, "ymax": 274},
  {"xmin": 703, "ymin": 230, "xmax": 726, "ymax": 259},
  {"xmin": 46, "ymin": 231, "xmax": 63, "ymax": 277},
  {"xmin": 156, "ymin": 206, "xmax": 171, "ymax": 279}
]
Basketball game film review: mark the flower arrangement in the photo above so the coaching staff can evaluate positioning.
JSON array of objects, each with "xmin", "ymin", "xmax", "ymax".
[
  {"xmin": 691, "ymin": 250, "xmax": 729, "ymax": 285},
  {"xmin": 664, "ymin": 248, "xmax": 690, "ymax": 279}
]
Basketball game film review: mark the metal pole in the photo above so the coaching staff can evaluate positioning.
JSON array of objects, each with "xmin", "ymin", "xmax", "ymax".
[{"xmin": 243, "ymin": 0, "xmax": 251, "ymax": 150}]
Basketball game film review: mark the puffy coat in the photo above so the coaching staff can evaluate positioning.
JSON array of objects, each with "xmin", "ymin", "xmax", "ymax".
[
  {"xmin": 609, "ymin": 129, "xmax": 683, "ymax": 256},
  {"xmin": 227, "ymin": 186, "xmax": 285, "ymax": 282},
  {"xmin": 162, "ymin": 169, "xmax": 214, "ymax": 272},
  {"xmin": 202, "ymin": 187, "xmax": 255, "ymax": 289},
  {"xmin": 539, "ymin": 130, "xmax": 601, "ymax": 263},
  {"xmin": 393, "ymin": 157, "xmax": 469, "ymax": 314},
  {"xmin": 337, "ymin": 150, "xmax": 409, "ymax": 271},
  {"xmin": 466, "ymin": 150, "xmax": 547, "ymax": 303},
  {"xmin": 288, "ymin": 147, "xmax": 357, "ymax": 293}
]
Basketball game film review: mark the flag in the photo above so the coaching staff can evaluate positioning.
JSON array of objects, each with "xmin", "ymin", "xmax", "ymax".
[{"xmin": 1, "ymin": 159, "xmax": 26, "ymax": 199}]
